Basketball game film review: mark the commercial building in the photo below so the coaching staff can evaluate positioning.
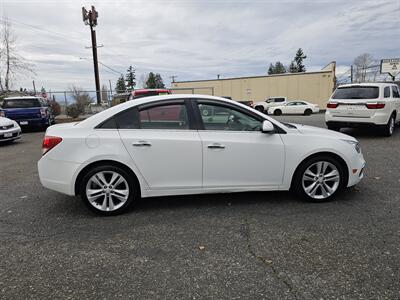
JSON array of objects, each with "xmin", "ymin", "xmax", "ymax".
[{"xmin": 171, "ymin": 62, "xmax": 336, "ymax": 107}]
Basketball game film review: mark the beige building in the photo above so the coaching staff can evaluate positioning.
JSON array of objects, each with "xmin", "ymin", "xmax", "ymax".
[{"xmin": 171, "ymin": 62, "xmax": 336, "ymax": 107}]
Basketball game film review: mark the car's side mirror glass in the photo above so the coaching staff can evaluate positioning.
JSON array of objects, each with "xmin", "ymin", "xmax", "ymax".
[{"xmin": 261, "ymin": 120, "xmax": 274, "ymax": 133}]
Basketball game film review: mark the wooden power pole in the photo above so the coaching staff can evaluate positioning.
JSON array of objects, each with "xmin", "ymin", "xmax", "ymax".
[{"xmin": 82, "ymin": 6, "xmax": 101, "ymax": 105}]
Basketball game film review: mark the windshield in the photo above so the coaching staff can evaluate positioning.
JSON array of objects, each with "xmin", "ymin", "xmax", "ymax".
[
  {"xmin": 332, "ymin": 86, "xmax": 379, "ymax": 99},
  {"xmin": 2, "ymin": 98, "xmax": 41, "ymax": 108}
]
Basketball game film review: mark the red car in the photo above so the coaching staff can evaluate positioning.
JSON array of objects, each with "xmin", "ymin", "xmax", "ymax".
[{"xmin": 129, "ymin": 89, "xmax": 171, "ymax": 100}]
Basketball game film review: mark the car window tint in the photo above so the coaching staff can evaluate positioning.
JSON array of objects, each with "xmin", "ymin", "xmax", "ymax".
[
  {"xmin": 99, "ymin": 117, "xmax": 117, "ymax": 129},
  {"xmin": 116, "ymin": 108, "xmax": 140, "ymax": 129},
  {"xmin": 392, "ymin": 86, "xmax": 400, "ymax": 98},
  {"xmin": 2, "ymin": 98, "xmax": 41, "ymax": 108},
  {"xmin": 276, "ymin": 98, "xmax": 285, "ymax": 102},
  {"xmin": 139, "ymin": 104, "xmax": 189, "ymax": 130},
  {"xmin": 198, "ymin": 103, "xmax": 262, "ymax": 131},
  {"xmin": 332, "ymin": 86, "xmax": 379, "ymax": 99},
  {"xmin": 384, "ymin": 87, "xmax": 391, "ymax": 98}
]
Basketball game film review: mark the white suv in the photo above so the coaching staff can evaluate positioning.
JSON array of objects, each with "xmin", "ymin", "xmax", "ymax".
[
  {"xmin": 325, "ymin": 83, "xmax": 400, "ymax": 136},
  {"xmin": 253, "ymin": 97, "xmax": 287, "ymax": 113}
]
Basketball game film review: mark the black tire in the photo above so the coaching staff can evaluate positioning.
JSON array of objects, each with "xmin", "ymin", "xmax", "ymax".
[
  {"xmin": 304, "ymin": 109, "xmax": 312, "ymax": 116},
  {"xmin": 292, "ymin": 155, "xmax": 346, "ymax": 203},
  {"xmin": 381, "ymin": 114, "xmax": 395, "ymax": 137},
  {"xmin": 80, "ymin": 165, "xmax": 138, "ymax": 215},
  {"xmin": 254, "ymin": 106, "xmax": 264, "ymax": 112},
  {"xmin": 327, "ymin": 123, "xmax": 341, "ymax": 131},
  {"xmin": 274, "ymin": 109, "xmax": 282, "ymax": 116}
]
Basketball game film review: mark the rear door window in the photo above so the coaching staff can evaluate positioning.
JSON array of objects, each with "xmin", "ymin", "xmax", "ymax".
[
  {"xmin": 139, "ymin": 103, "xmax": 189, "ymax": 130},
  {"xmin": 384, "ymin": 87, "xmax": 391, "ymax": 98},
  {"xmin": 392, "ymin": 86, "xmax": 400, "ymax": 98},
  {"xmin": 332, "ymin": 86, "xmax": 379, "ymax": 100}
]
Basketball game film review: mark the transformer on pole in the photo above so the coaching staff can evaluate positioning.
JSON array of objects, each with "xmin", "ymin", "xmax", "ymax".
[{"xmin": 82, "ymin": 6, "xmax": 101, "ymax": 104}]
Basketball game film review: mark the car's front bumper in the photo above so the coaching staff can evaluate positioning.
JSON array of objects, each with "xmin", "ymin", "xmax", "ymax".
[
  {"xmin": 347, "ymin": 152, "xmax": 365, "ymax": 187},
  {"xmin": 0, "ymin": 126, "xmax": 21, "ymax": 142}
]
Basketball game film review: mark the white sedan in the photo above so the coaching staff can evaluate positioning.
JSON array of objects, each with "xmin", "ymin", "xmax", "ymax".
[
  {"xmin": 268, "ymin": 101, "xmax": 320, "ymax": 116},
  {"xmin": 38, "ymin": 95, "xmax": 365, "ymax": 215},
  {"xmin": 0, "ymin": 116, "xmax": 21, "ymax": 143}
]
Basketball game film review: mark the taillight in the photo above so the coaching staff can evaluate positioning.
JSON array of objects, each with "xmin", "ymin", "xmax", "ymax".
[
  {"xmin": 40, "ymin": 108, "xmax": 47, "ymax": 118},
  {"xmin": 327, "ymin": 102, "xmax": 338, "ymax": 108},
  {"xmin": 366, "ymin": 103, "xmax": 385, "ymax": 109},
  {"xmin": 249, "ymin": 101, "xmax": 254, "ymax": 107},
  {"xmin": 42, "ymin": 136, "xmax": 62, "ymax": 155}
]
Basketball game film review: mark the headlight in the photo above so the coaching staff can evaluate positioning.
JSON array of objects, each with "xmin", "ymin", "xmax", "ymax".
[{"xmin": 342, "ymin": 139, "xmax": 361, "ymax": 154}]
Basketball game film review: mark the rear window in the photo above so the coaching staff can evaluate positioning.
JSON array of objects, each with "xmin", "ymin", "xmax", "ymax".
[
  {"xmin": 2, "ymin": 98, "xmax": 41, "ymax": 108},
  {"xmin": 332, "ymin": 86, "xmax": 379, "ymax": 100}
]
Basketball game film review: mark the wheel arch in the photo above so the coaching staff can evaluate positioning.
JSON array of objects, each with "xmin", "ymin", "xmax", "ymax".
[
  {"xmin": 290, "ymin": 151, "xmax": 349, "ymax": 189},
  {"xmin": 74, "ymin": 159, "xmax": 141, "ymax": 197}
]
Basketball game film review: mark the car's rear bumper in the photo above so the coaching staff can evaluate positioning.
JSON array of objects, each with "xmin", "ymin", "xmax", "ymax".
[
  {"xmin": 14, "ymin": 118, "xmax": 49, "ymax": 127},
  {"xmin": 325, "ymin": 110, "xmax": 389, "ymax": 126},
  {"xmin": 38, "ymin": 157, "xmax": 80, "ymax": 196}
]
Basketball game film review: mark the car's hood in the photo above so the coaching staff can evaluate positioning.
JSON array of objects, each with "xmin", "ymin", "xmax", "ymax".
[
  {"xmin": 291, "ymin": 123, "xmax": 357, "ymax": 141},
  {"xmin": 0, "ymin": 116, "xmax": 14, "ymax": 127}
]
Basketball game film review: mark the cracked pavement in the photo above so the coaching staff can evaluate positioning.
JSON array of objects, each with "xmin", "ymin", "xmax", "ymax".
[{"xmin": 0, "ymin": 114, "xmax": 399, "ymax": 299}]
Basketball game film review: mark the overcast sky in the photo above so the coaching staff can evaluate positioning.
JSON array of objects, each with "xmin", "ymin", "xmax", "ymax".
[{"xmin": 1, "ymin": 0, "xmax": 399, "ymax": 92}]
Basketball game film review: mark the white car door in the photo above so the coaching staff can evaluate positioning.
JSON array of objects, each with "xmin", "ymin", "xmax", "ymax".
[
  {"xmin": 117, "ymin": 100, "xmax": 202, "ymax": 190},
  {"xmin": 284, "ymin": 102, "xmax": 297, "ymax": 114},
  {"xmin": 195, "ymin": 101, "xmax": 285, "ymax": 188}
]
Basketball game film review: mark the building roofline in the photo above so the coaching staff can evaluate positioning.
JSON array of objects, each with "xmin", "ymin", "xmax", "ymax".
[{"xmin": 173, "ymin": 70, "xmax": 334, "ymax": 84}]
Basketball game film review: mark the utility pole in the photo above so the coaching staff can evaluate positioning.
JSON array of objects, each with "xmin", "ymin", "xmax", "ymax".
[
  {"xmin": 109, "ymin": 79, "xmax": 113, "ymax": 105},
  {"xmin": 170, "ymin": 75, "xmax": 177, "ymax": 83},
  {"xmin": 350, "ymin": 65, "xmax": 353, "ymax": 83},
  {"xmin": 32, "ymin": 80, "xmax": 36, "ymax": 94},
  {"xmin": 82, "ymin": 6, "xmax": 101, "ymax": 105}
]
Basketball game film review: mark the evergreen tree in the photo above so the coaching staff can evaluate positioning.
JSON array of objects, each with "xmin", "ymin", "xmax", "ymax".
[
  {"xmin": 268, "ymin": 61, "xmax": 286, "ymax": 75},
  {"xmin": 145, "ymin": 72, "xmax": 157, "ymax": 89},
  {"xmin": 125, "ymin": 65, "xmax": 136, "ymax": 91},
  {"xmin": 293, "ymin": 48, "xmax": 307, "ymax": 72},
  {"xmin": 115, "ymin": 75, "xmax": 126, "ymax": 93},
  {"xmin": 267, "ymin": 63, "xmax": 274, "ymax": 75},
  {"xmin": 288, "ymin": 61, "xmax": 298, "ymax": 73},
  {"xmin": 154, "ymin": 73, "xmax": 165, "ymax": 88}
]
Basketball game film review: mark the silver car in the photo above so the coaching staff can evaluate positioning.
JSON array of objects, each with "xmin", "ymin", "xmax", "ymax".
[{"xmin": 0, "ymin": 116, "xmax": 21, "ymax": 143}]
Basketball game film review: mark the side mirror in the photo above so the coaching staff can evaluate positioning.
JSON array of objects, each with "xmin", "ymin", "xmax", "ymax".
[{"xmin": 262, "ymin": 120, "xmax": 275, "ymax": 133}]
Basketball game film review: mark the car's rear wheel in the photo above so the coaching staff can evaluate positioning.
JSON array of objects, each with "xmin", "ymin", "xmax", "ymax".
[
  {"xmin": 80, "ymin": 165, "xmax": 138, "ymax": 215},
  {"xmin": 274, "ymin": 109, "xmax": 282, "ymax": 116},
  {"xmin": 304, "ymin": 109, "xmax": 312, "ymax": 116},
  {"xmin": 254, "ymin": 106, "xmax": 264, "ymax": 112},
  {"xmin": 381, "ymin": 114, "xmax": 395, "ymax": 137},
  {"xmin": 293, "ymin": 155, "xmax": 346, "ymax": 202},
  {"xmin": 327, "ymin": 123, "xmax": 341, "ymax": 131}
]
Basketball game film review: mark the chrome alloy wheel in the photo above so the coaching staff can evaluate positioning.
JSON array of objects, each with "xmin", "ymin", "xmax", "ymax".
[
  {"xmin": 85, "ymin": 171, "xmax": 129, "ymax": 212},
  {"xmin": 389, "ymin": 117, "xmax": 394, "ymax": 135},
  {"xmin": 302, "ymin": 161, "xmax": 340, "ymax": 200}
]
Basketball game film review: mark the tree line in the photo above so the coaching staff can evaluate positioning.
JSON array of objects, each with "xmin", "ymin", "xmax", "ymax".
[
  {"xmin": 115, "ymin": 66, "xmax": 165, "ymax": 94},
  {"xmin": 267, "ymin": 48, "xmax": 307, "ymax": 75}
]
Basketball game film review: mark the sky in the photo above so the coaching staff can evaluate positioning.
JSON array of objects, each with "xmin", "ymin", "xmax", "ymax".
[{"xmin": 1, "ymin": 0, "xmax": 399, "ymax": 92}]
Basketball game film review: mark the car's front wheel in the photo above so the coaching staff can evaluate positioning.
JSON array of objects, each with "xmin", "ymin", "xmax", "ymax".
[
  {"xmin": 274, "ymin": 109, "xmax": 282, "ymax": 116},
  {"xmin": 293, "ymin": 155, "xmax": 346, "ymax": 202},
  {"xmin": 80, "ymin": 165, "xmax": 138, "ymax": 215}
]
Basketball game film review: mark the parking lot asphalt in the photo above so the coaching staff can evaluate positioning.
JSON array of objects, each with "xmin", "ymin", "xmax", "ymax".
[{"xmin": 0, "ymin": 114, "xmax": 399, "ymax": 299}]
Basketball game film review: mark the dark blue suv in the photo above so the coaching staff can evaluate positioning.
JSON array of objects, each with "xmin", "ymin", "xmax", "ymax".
[{"xmin": 0, "ymin": 97, "xmax": 55, "ymax": 129}]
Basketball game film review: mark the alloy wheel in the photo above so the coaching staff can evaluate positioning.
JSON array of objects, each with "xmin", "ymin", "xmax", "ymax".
[
  {"xmin": 85, "ymin": 171, "xmax": 130, "ymax": 212},
  {"xmin": 302, "ymin": 161, "xmax": 340, "ymax": 200}
]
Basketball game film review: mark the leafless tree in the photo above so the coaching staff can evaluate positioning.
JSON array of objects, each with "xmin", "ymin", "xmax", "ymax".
[
  {"xmin": 69, "ymin": 85, "xmax": 93, "ymax": 113},
  {"xmin": 0, "ymin": 18, "xmax": 35, "ymax": 92},
  {"xmin": 353, "ymin": 53, "xmax": 379, "ymax": 83}
]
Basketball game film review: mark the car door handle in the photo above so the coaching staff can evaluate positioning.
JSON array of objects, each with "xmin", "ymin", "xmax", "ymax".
[
  {"xmin": 207, "ymin": 143, "xmax": 225, "ymax": 149},
  {"xmin": 132, "ymin": 141, "xmax": 152, "ymax": 147}
]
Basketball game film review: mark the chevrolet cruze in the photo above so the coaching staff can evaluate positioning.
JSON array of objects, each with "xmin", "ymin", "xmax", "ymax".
[{"xmin": 38, "ymin": 95, "xmax": 365, "ymax": 215}]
